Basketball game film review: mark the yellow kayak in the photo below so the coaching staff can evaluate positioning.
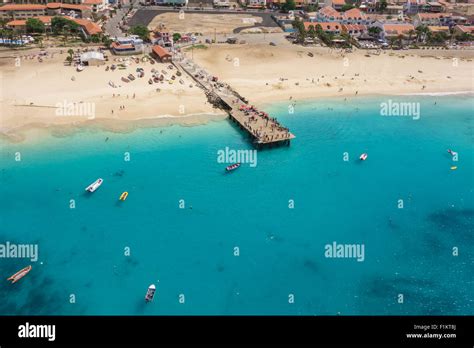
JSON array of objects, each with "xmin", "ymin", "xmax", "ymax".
[
  {"xmin": 119, "ymin": 192, "xmax": 128, "ymax": 201},
  {"xmin": 451, "ymin": 166, "xmax": 457, "ymax": 170}
]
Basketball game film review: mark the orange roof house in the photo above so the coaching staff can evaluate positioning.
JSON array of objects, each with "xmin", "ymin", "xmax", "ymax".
[
  {"xmin": 7, "ymin": 16, "xmax": 53, "ymax": 28},
  {"xmin": 71, "ymin": 17, "xmax": 102, "ymax": 36},
  {"xmin": 152, "ymin": 45, "xmax": 172, "ymax": 62},
  {"xmin": 343, "ymin": 8, "xmax": 367, "ymax": 21},
  {"xmin": 0, "ymin": 4, "xmax": 47, "ymax": 11},
  {"xmin": 304, "ymin": 22, "xmax": 342, "ymax": 33},
  {"xmin": 453, "ymin": 25, "xmax": 474, "ymax": 35},
  {"xmin": 382, "ymin": 24, "xmax": 415, "ymax": 37}
]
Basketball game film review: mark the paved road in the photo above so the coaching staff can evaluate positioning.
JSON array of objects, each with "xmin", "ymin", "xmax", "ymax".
[{"xmin": 104, "ymin": 0, "xmax": 139, "ymax": 38}]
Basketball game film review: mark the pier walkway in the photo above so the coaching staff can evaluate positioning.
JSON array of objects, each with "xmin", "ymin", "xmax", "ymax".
[{"xmin": 174, "ymin": 56, "xmax": 295, "ymax": 148}]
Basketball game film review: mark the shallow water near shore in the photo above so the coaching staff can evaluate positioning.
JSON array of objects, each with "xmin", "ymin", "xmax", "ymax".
[{"xmin": 0, "ymin": 95, "xmax": 472, "ymax": 315}]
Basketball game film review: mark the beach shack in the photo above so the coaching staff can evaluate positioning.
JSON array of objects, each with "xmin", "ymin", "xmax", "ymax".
[
  {"xmin": 151, "ymin": 45, "xmax": 172, "ymax": 62},
  {"xmin": 80, "ymin": 51, "xmax": 105, "ymax": 66}
]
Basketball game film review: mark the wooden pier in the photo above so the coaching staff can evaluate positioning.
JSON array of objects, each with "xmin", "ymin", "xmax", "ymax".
[{"xmin": 175, "ymin": 58, "xmax": 295, "ymax": 149}]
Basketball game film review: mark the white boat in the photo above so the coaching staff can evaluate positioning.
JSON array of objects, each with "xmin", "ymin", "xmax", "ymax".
[
  {"xmin": 76, "ymin": 64, "xmax": 84, "ymax": 72},
  {"xmin": 360, "ymin": 153, "xmax": 368, "ymax": 161},
  {"xmin": 85, "ymin": 178, "xmax": 103, "ymax": 192},
  {"xmin": 145, "ymin": 284, "xmax": 156, "ymax": 302}
]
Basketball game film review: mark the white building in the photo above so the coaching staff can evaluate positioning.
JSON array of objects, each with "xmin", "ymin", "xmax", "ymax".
[{"xmin": 80, "ymin": 51, "xmax": 105, "ymax": 65}]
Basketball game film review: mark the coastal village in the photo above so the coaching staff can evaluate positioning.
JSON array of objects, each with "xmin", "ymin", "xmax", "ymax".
[{"xmin": 0, "ymin": 0, "xmax": 473, "ymax": 143}]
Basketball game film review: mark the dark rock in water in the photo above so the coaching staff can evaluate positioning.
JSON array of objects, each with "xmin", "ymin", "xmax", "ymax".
[
  {"xmin": 387, "ymin": 217, "xmax": 400, "ymax": 230},
  {"xmin": 303, "ymin": 259, "xmax": 318, "ymax": 273},
  {"xmin": 113, "ymin": 170, "xmax": 125, "ymax": 177},
  {"xmin": 217, "ymin": 264, "xmax": 225, "ymax": 273},
  {"xmin": 427, "ymin": 208, "xmax": 474, "ymax": 241}
]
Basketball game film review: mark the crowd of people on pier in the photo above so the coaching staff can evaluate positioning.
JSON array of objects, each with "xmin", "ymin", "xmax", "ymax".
[{"xmin": 237, "ymin": 103, "xmax": 292, "ymax": 143}]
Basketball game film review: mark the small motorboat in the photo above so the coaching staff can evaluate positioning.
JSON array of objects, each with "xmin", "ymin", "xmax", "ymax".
[
  {"xmin": 179, "ymin": 79, "xmax": 184, "ymax": 85},
  {"xmin": 171, "ymin": 75, "xmax": 176, "ymax": 80},
  {"xmin": 119, "ymin": 191, "xmax": 128, "ymax": 201},
  {"xmin": 451, "ymin": 166, "xmax": 457, "ymax": 170},
  {"xmin": 145, "ymin": 284, "xmax": 156, "ymax": 302},
  {"xmin": 308, "ymin": 52, "xmax": 314, "ymax": 57},
  {"xmin": 85, "ymin": 178, "xmax": 103, "ymax": 192},
  {"xmin": 150, "ymin": 59, "xmax": 155, "ymax": 65},
  {"xmin": 76, "ymin": 64, "xmax": 84, "ymax": 72},
  {"xmin": 176, "ymin": 70, "xmax": 182, "ymax": 76},
  {"xmin": 105, "ymin": 66, "xmax": 110, "ymax": 71},
  {"xmin": 447, "ymin": 149, "xmax": 457, "ymax": 156},
  {"xmin": 121, "ymin": 77, "xmax": 130, "ymax": 83},
  {"xmin": 226, "ymin": 163, "xmax": 241, "ymax": 172},
  {"xmin": 7, "ymin": 265, "xmax": 32, "ymax": 284},
  {"xmin": 148, "ymin": 78, "xmax": 153, "ymax": 84},
  {"xmin": 128, "ymin": 74, "xmax": 135, "ymax": 81},
  {"xmin": 360, "ymin": 153, "xmax": 368, "ymax": 161}
]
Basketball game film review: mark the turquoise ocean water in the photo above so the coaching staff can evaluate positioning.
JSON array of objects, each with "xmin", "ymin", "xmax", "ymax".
[{"xmin": 0, "ymin": 95, "xmax": 472, "ymax": 315}]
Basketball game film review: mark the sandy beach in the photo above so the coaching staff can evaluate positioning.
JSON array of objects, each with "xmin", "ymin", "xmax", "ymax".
[{"xmin": 1, "ymin": 39, "xmax": 473, "ymax": 142}]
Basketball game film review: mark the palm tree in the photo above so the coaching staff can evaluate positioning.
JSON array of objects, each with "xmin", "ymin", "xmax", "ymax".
[
  {"xmin": 415, "ymin": 25, "xmax": 430, "ymax": 44},
  {"xmin": 67, "ymin": 48, "xmax": 74, "ymax": 60},
  {"xmin": 407, "ymin": 29, "xmax": 415, "ymax": 45},
  {"xmin": 397, "ymin": 34, "xmax": 404, "ymax": 48},
  {"xmin": 388, "ymin": 36, "xmax": 397, "ymax": 48}
]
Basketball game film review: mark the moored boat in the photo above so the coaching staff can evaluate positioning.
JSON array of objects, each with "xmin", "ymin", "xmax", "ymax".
[
  {"xmin": 360, "ymin": 153, "xmax": 368, "ymax": 161},
  {"xmin": 7, "ymin": 265, "xmax": 32, "ymax": 284},
  {"xmin": 76, "ymin": 64, "xmax": 84, "ymax": 72},
  {"xmin": 226, "ymin": 163, "xmax": 241, "ymax": 172},
  {"xmin": 119, "ymin": 191, "xmax": 128, "ymax": 201},
  {"xmin": 447, "ymin": 149, "xmax": 457, "ymax": 156},
  {"xmin": 85, "ymin": 178, "xmax": 103, "ymax": 192},
  {"xmin": 145, "ymin": 284, "xmax": 156, "ymax": 302}
]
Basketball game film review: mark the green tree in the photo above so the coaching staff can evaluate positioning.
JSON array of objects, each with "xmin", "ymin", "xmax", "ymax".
[
  {"xmin": 26, "ymin": 18, "xmax": 45, "ymax": 34},
  {"xmin": 388, "ymin": 36, "xmax": 397, "ymax": 48},
  {"xmin": 368, "ymin": 26, "xmax": 382, "ymax": 38},
  {"xmin": 342, "ymin": 4, "xmax": 355, "ymax": 11},
  {"xmin": 129, "ymin": 25, "xmax": 149, "ymax": 42},
  {"xmin": 282, "ymin": 0, "xmax": 296, "ymax": 13},
  {"xmin": 172, "ymin": 32, "xmax": 181, "ymax": 42},
  {"xmin": 407, "ymin": 29, "xmax": 415, "ymax": 44},
  {"xmin": 51, "ymin": 17, "xmax": 79, "ymax": 35},
  {"xmin": 377, "ymin": 0, "xmax": 388, "ymax": 12},
  {"xmin": 102, "ymin": 36, "xmax": 113, "ymax": 47},
  {"xmin": 456, "ymin": 32, "xmax": 473, "ymax": 42},
  {"xmin": 66, "ymin": 55, "xmax": 73, "ymax": 65},
  {"xmin": 396, "ymin": 34, "xmax": 404, "ymax": 47},
  {"xmin": 308, "ymin": 25, "xmax": 317, "ymax": 42},
  {"xmin": 292, "ymin": 18, "xmax": 306, "ymax": 43},
  {"xmin": 415, "ymin": 25, "xmax": 430, "ymax": 43},
  {"xmin": 90, "ymin": 34, "xmax": 101, "ymax": 43}
]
